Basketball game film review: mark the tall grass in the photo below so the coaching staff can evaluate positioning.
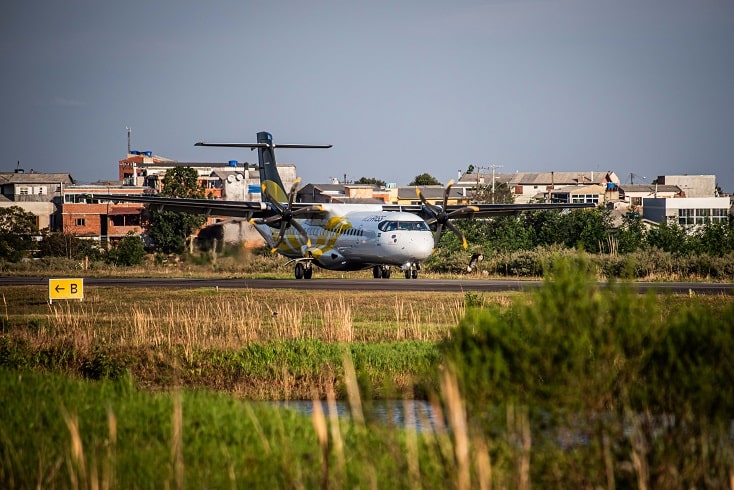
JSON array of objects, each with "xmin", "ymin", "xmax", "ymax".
[
  {"xmin": 2, "ymin": 254, "xmax": 734, "ymax": 487},
  {"xmin": 0, "ymin": 368, "xmax": 511, "ymax": 489},
  {"xmin": 442, "ymin": 253, "xmax": 734, "ymax": 488}
]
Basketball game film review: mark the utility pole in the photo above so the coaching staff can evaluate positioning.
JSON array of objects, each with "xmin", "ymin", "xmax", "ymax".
[
  {"xmin": 489, "ymin": 163, "xmax": 503, "ymax": 203},
  {"xmin": 471, "ymin": 164, "xmax": 502, "ymax": 203}
]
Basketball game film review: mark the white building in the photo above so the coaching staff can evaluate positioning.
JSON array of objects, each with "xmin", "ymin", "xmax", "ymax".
[
  {"xmin": 457, "ymin": 171, "xmax": 620, "ymax": 203},
  {"xmin": 655, "ymin": 175, "xmax": 717, "ymax": 197},
  {"xmin": 643, "ymin": 197, "xmax": 731, "ymax": 226}
]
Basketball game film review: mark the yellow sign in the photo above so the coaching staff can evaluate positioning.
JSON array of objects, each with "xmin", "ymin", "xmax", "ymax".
[{"xmin": 48, "ymin": 278, "xmax": 84, "ymax": 303}]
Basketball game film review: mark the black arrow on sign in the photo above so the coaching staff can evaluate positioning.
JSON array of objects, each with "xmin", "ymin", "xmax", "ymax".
[{"xmin": 55, "ymin": 285, "xmax": 65, "ymax": 292}]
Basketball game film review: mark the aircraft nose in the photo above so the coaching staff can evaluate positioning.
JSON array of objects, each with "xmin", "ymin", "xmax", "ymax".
[{"xmin": 413, "ymin": 233, "xmax": 434, "ymax": 260}]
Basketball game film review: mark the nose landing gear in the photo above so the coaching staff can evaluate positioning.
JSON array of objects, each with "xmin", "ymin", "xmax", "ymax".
[
  {"xmin": 294, "ymin": 262, "xmax": 313, "ymax": 279},
  {"xmin": 372, "ymin": 265, "xmax": 391, "ymax": 279}
]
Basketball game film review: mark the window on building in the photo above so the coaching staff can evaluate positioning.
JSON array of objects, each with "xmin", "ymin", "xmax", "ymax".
[
  {"xmin": 19, "ymin": 187, "xmax": 29, "ymax": 195},
  {"xmin": 551, "ymin": 193, "xmax": 570, "ymax": 204},
  {"xmin": 678, "ymin": 208, "xmax": 729, "ymax": 225},
  {"xmin": 571, "ymin": 194, "xmax": 599, "ymax": 204},
  {"xmin": 76, "ymin": 218, "xmax": 86, "ymax": 226},
  {"xmin": 110, "ymin": 215, "xmax": 140, "ymax": 227},
  {"xmin": 631, "ymin": 197, "xmax": 642, "ymax": 206},
  {"xmin": 712, "ymin": 209, "xmax": 729, "ymax": 221}
]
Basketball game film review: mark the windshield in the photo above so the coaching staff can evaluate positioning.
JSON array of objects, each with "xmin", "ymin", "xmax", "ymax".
[{"xmin": 378, "ymin": 220, "xmax": 430, "ymax": 232}]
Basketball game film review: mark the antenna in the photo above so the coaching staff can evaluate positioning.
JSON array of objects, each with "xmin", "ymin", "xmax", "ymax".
[{"xmin": 126, "ymin": 127, "xmax": 131, "ymax": 154}]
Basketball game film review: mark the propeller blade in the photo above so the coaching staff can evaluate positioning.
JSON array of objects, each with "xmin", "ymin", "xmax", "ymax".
[
  {"xmin": 287, "ymin": 177, "xmax": 301, "ymax": 207},
  {"xmin": 445, "ymin": 220, "xmax": 468, "ymax": 249},
  {"xmin": 442, "ymin": 179, "xmax": 454, "ymax": 209},
  {"xmin": 416, "ymin": 188, "xmax": 440, "ymax": 219},
  {"xmin": 261, "ymin": 214, "xmax": 283, "ymax": 224},
  {"xmin": 290, "ymin": 220, "xmax": 311, "ymax": 247},
  {"xmin": 271, "ymin": 222, "xmax": 288, "ymax": 252},
  {"xmin": 447, "ymin": 205, "xmax": 480, "ymax": 219},
  {"xmin": 292, "ymin": 205, "xmax": 323, "ymax": 217},
  {"xmin": 434, "ymin": 222, "xmax": 445, "ymax": 245}
]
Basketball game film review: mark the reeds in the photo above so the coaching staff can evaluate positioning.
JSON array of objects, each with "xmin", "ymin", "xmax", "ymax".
[{"xmin": 13, "ymin": 290, "xmax": 466, "ymax": 354}]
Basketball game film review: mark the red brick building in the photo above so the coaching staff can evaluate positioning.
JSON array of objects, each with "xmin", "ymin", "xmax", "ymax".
[{"xmin": 62, "ymin": 184, "xmax": 152, "ymax": 243}]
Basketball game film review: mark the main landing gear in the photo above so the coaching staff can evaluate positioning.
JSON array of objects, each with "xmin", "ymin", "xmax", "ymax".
[
  {"xmin": 373, "ymin": 263, "xmax": 420, "ymax": 279},
  {"xmin": 294, "ymin": 262, "xmax": 313, "ymax": 279},
  {"xmin": 373, "ymin": 265, "xmax": 391, "ymax": 279},
  {"xmin": 403, "ymin": 262, "xmax": 420, "ymax": 279}
]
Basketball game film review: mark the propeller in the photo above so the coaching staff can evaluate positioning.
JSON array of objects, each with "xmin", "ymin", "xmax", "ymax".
[
  {"xmin": 416, "ymin": 179, "xmax": 479, "ymax": 249},
  {"xmin": 251, "ymin": 178, "xmax": 322, "ymax": 253}
]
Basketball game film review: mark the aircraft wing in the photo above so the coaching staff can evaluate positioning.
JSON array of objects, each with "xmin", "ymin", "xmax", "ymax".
[
  {"xmin": 383, "ymin": 202, "xmax": 596, "ymax": 219},
  {"xmin": 90, "ymin": 194, "xmax": 310, "ymax": 220},
  {"xmin": 91, "ymin": 194, "xmax": 332, "ymax": 220},
  {"xmin": 444, "ymin": 202, "xmax": 596, "ymax": 218}
]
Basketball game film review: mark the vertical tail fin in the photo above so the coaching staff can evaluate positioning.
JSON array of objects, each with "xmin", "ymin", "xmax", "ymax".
[
  {"xmin": 195, "ymin": 131, "xmax": 331, "ymax": 203},
  {"xmin": 256, "ymin": 131, "xmax": 288, "ymax": 202}
]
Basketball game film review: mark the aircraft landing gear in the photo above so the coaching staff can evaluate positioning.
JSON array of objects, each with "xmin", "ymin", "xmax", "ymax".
[
  {"xmin": 403, "ymin": 262, "xmax": 420, "ymax": 279},
  {"xmin": 294, "ymin": 262, "xmax": 313, "ymax": 279},
  {"xmin": 373, "ymin": 265, "xmax": 391, "ymax": 279}
]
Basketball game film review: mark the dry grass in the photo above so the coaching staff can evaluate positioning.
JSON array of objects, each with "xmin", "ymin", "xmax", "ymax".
[{"xmin": 1, "ymin": 286, "xmax": 512, "ymax": 353}]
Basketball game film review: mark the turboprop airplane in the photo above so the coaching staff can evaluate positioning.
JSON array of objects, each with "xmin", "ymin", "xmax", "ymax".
[{"xmin": 94, "ymin": 131, "xmax": 595, "ymax": 279}]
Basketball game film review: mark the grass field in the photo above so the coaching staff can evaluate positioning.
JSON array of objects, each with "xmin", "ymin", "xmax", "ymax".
[{"xmin": 2, "ymin": 257, "xmax": 734, "ymax": 488}]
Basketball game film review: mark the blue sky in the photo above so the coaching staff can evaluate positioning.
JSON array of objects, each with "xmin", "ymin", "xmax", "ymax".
[{"xmin": 3, "ymin": 0, "xmax": 733, "ymax": 191}]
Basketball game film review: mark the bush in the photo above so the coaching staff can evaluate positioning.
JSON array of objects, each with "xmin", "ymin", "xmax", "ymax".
[
  {"xmin": 440, "ymin": 253, "xmax": 734, "ymax": 487},
  {"xmin": 106, "ymin": 233, "xmax": 146, "ymax": 266}
]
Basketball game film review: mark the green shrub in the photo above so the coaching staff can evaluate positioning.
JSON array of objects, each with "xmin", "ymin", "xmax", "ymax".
[
  {"xmin": 441, "ymin": 253, "xmax": 734, "ymax": 487},
  {"xmin": 105, "ymin": 233, "xmax": 146, "ymax": 266}
]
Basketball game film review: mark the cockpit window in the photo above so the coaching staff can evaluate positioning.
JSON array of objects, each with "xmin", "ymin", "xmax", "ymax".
[{"xmin": 378, "ymin": 220, "xmax": 429, "ymax": 232}]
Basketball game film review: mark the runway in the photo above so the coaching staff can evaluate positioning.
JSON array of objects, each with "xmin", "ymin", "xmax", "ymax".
[{"xmin": 1, "ymin": 276, "xmax": 732, "ymax": 295}]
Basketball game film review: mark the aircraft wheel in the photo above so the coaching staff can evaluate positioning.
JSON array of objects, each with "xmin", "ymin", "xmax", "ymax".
[
  {"xmin": 411, "ymin": 269, "xmax": 418, "ymax": 279},
  {"xmin": 304, "ymin": 266, "xmax": 313, "ymax": 279},
  {"xmin": 294, "ymin": 263, "xmax": 304, "ymax": 279},
  {"xmin": 405, "ymin": 270, "xmax": 411, "ymax": 279},
  {"xmin": 382, "ymin": 268, "xmax": 391, "ymax": 279},
  {"xmin": 373, "ymin": 265, "xmax": 381, "ymax": 279}
]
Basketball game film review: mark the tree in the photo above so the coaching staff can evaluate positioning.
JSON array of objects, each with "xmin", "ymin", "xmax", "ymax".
[
  {"xmin": 38, "ymin": 232, "xmax": 102, "ymax": 260},
  {"xmin": 616, "ymin": 212, "xmax": 646, "ymax": 254},
  {"xmin": 409, "ymin": 173, "xmax": 441, "ymax": 186},
  {"xmin": 161, "ymin": 166, "xmax": 205, "ymax": 199},
  {"xmin": 645, "ymin": 222, "xmax": 689, "ymax": 255},
  {"xmin": 471, "ymin": 182, "xmax": 514, "ymax": 204},
  {"xmin": 355, "ymin": 177, "xmax": 386, "ymax": 187},
  {"xmin": 0, "ymin": 206, "xmax": 38, "ymax": 262},
  {"xmin": 106, "ymin": 232, "xmax": 146, "ymax": 266},
  {"xmin": 147, "ymin": 166, "xmax": 207, "ymax": 254}
]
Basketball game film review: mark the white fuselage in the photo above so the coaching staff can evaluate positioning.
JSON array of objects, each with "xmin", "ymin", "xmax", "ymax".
[{"xmin": 253, "ymin": 204, "xmax": 434, "ymax": 271}]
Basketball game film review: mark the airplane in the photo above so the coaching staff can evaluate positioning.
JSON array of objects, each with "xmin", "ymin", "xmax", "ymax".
[{"xmin": 94, "ymin": 131, "xmax": 595, "ymax": 279}]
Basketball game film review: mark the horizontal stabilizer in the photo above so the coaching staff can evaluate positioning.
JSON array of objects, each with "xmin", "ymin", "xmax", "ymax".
[{"xmin": 195, "ymin": 142, "xmax": 332, "ymax": 149}]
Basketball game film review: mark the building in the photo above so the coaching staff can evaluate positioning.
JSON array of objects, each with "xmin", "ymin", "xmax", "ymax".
[
  {"xmin": 457, "ymin": 171, "xmax": 620, "ymax": 203},
  {"xmin": 297, "ymin": 183, "xmax": 392, "ymax": 204},
  {"xmin": 118, "ymin": 152, "xmax": 297, "ymax": 200},
  {"xmin": 61, "ymin": 183, "xmax": 155, "ymax": 242},
  {"xmin": 394, "ymin": 186, "xmax": 472, "ymax": 206},
  {"xmin": 616, "ymin": 184, "xmax": 683, "ymax": 210},
  {"xmin": 549, "ymin": 184, "xmax": 611, "ymax": 205},
  {"xmin": 0, "ymin": 167, "xmax": 74, "ymax": 231},
  {"xmin": 643, "ymin": 197, "xmax": 731, "ymax": 226},
  {"xmin": 655, "ymin": 175, "xmax": 717, "ymax": 198}
]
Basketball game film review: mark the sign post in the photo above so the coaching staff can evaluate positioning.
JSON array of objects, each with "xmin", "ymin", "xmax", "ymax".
[{"xmin": 48, "ymin": 278, "xmax": 84, "ymax": 304}]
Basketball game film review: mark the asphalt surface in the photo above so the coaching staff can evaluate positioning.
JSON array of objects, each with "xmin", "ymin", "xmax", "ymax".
[{"xmin": 1, "ymin": 276, "xmax": 732, "ymax": 294}]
